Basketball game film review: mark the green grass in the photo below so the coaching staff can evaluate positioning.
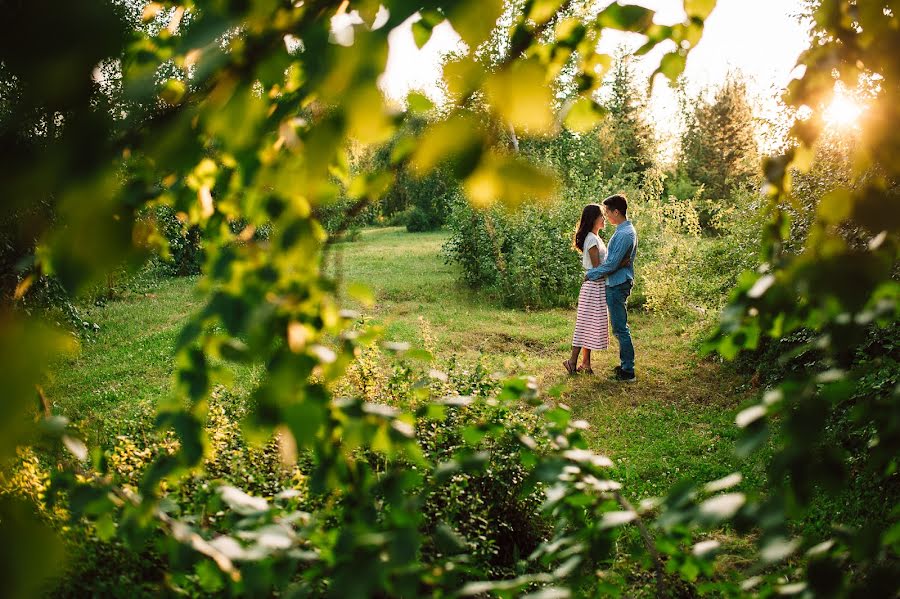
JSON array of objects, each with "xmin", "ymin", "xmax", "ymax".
[
  {"xmin": 47, "ymin": 226, "xmax": 765, "ymax": 500},
  {"xmin": 45, "ymin": 276, "xmax": 261, "ymax": 445}
]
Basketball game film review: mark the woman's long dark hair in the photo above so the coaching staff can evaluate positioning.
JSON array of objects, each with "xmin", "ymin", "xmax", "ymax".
[{"xmin": 574, "ymin": 203, "xmax": 602, "ymax": 253}]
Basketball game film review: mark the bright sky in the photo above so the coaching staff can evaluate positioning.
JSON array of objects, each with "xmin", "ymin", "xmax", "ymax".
[{"xmin": 378, "ymin": 0, "xmax": 811, "ymax": 137}]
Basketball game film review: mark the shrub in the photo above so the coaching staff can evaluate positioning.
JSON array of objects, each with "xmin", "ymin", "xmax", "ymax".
[
  {"xmin": 151, "ymin": 205, "xmax": 203, "ymax": 277},
  {"xmin": 444, "ymin": 200, "xmax": 583, "ymax": 308},
  {"xmin": 406, "ymin": 206, "xmax": 438, "ymax": 233},
  {"xmin": 630, "ymin": 196, "xmax": 703, "ymax": 315},
  {"xmin": 8, "ymin": 353, "xmax": 553, "ymax": 595},
  {"xmin": 444, "ymin": 167, "xmax": 671, "ymax": 310},
  {"xmin": 387, "ymin": 208, "xmax": 412, "ymax": 228}
]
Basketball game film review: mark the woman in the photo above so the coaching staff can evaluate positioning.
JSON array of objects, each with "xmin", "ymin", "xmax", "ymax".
[{"xmin": 563, "ymin": 203, "xmax": 609, "ymax": 375}]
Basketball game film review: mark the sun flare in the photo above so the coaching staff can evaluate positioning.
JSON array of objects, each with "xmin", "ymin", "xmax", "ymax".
[{"xmin": 823, "ymin": 91, "xmax": 864, "ymax": 128}]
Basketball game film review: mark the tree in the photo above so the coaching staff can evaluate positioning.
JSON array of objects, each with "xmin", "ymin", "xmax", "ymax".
[
  {"xmin": 600, "ymin": 52, "xmax": 656, "ymax": 180},
  {"xmin": 680, "ymin": 74, "xmax": 760, "ymax": 200}
]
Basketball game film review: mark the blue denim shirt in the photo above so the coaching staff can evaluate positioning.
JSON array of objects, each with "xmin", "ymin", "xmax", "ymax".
[{"xmin": 586, "ymin": 220, "xmax": 637, "ymax": 287}]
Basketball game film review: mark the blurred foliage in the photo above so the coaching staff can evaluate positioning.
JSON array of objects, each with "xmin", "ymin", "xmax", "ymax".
[{"xmin": 705, "ymin": 0, "xmax": 900, "ymax": 596}]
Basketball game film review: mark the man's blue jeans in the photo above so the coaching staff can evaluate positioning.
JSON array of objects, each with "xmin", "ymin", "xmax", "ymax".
[{"xmin": 606, "ymin": 280, "xmax": 635, "ymax": 374}]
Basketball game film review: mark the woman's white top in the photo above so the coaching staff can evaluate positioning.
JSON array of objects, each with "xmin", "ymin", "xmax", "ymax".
[{"xmin": 582, "ymin": 232, "xmax": 608, "ymax": 270}]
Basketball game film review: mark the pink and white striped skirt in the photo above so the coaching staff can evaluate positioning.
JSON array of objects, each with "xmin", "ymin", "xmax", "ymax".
[{"xmin": 572, "ymin": 280, "xmax": 610, "ymax": 350}]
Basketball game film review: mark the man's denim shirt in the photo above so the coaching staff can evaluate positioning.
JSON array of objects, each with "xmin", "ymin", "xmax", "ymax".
[{"xmin": 585, "ymin": 220, "xmax": 637, "ymax": 288}]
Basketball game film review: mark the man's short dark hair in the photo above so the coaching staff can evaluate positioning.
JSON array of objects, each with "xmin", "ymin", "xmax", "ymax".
[{"xmin": 603, "ymin": 194, "xmax": 627, "ymax": 216}]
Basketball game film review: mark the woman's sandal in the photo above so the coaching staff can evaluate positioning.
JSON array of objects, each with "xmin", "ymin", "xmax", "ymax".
[
  {"xmin": 577, "ymin": 365, "xmax": 594, "ymax": 375},
  {"xmin": 563, "ymin": 359, "xmax": 577, "ymax": 375}
]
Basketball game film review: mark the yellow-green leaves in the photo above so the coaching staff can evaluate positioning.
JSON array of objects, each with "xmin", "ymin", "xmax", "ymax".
[
  {"xmin": 563, "ymin": 96, "xmax": 607, "ymax": 133},
  {"xmin": 529, "ymin": 0, "xmax": 567, "ymax": 23},
  {"xmin": 159, "ymin": 78, "xmax": 187, "ymax": 105},
  {"xmin": 818, "ymin": 187, "xmax": 854, "ymax": 224},
  {"xmin": 412, "ymin": 10, "xmax": 443, "ymax": 49},
  {"xmin": 405, "ymin": 92, "xmax": 434, "ymax": 115},
  {"xmin": 205, "ymin": 85, "xmax": 269, "ymax": 153},
  {"xmin": 484, "ymin": 58, "xmax": 555, "ymax": 135},
  {"xmin": 447, "ymin": 0, "xmax": 503, "ymax": 48},
  {"xmin": 684, "ymin": 0, "xmax": 717, "ymax": 20},
  {"xmin": 655, "ymin": 51, "xmax": 687, "ymax": 84},
  {"xmin": 442, "ymin": 55, "xmax": 484, "ymax": 100},
  {"xmin": 346, "ymin": 85, "xmax": 394, "ymax": 145},
  {"xmin": 596, "ymin": 4, "xmax": 655, "ymax": 32},
  {"xmin": 464, "ymin": 152, "xmax": 557, "ymax": 209},
  {"xmin": 410, "ymin": 114, "xmax": 483, "ymax": 177}
]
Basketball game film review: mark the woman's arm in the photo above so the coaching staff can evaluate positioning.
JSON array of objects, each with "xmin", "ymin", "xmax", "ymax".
[{"xmin": 588, "ymin": 245, "xmax": 601, "ymax": 268}]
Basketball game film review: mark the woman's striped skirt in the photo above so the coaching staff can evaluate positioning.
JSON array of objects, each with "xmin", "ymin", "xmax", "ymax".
[{"xmin": 572, "ymin": 279, "xmax": 610, "ymax": 350}]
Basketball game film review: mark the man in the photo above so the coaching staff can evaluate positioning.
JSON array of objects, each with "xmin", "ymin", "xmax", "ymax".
[{"xmin": 586, "ymin": 194, "xmax": 637, "ymax": 382}]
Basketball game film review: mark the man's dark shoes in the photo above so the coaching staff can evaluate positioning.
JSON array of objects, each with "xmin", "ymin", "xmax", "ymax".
[{"xmin": 613, "ymin": 366, "xmax": 636, "ymax": 383}]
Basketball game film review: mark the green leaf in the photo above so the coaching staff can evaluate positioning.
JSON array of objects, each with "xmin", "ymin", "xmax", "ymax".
[
  {"xmin": 563, "ymin": 97, "xmax": 607, "ymax": 133},
  {"xmin": 485, "ymin": 57, "xmax": 555, "ymax": 135},
  {"xmin": 522, "ymin": 588, "xmax": 571, "ymax": 599},
  {"xmin": 94, "ymin": 512, "xmax": 117, "ymax": 542},
  {"xmin": 434, "ymin": 522, "xmax": 467, "ymax": 554},
  {"xmin": 406, "ymin": 92, "xmax": 434, "ymax": 114},
  {"xmin": 464, "ymin": 152, "xmax": 557, "ymax": 209},
  {"xmin": 684, "ymin": 0, "xmax": 717, "ymax": 19},
  {"xmin": 656, "ymin": 51, "xmax": 687, "ymax": 84},
  {"xmin": 761, "ymin": 536, "xmax": 800, "ymax": 564},
  {"xmin": 529, "ymin": 0, "xmax": 567, "ymax": 23},
  {"xmin": 884, "ymin": 520, "xmax": 900, "ymax": 549},
  {"xmin": 195, "ymin": 560, "xmax": 225, "ymax": 593},
  {"xmin": 412, "ymin": 20, "xmax": 434, "ymax": 49},
  {"xmin": 219, "ymin": 485, "xmax": 269, "ymax": 515},
  {"xmin": 697, "ymin": 492, "xmax": 745, "ymax": 523},
  {"xmin": 818, "ymin": 188, "xmax": 853, "ymax": 224},
  {"xmin": 347, "ymin": 282, "xmax": 375, "ymax": 307},
  {"xmin": 597, "ymin": 4, "xmax": 656, "ymax": 32},
  {"xmin": 448, "ymin": 0, "xmax": 503, "ymax": 47},
  {"xmin": 159, "ymin": 79, "xmax": 186, "ymax": 105},
  {"xmin": 599, "ymin": 510, "xmax": 637, "ymax": 529}
]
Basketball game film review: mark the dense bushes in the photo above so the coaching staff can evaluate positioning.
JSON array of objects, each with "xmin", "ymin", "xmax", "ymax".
[
  {"xmin": 151, "ymin": 205, "xmax": 204, "ymax": 276},
  {"xmin": 443, "ymin": 200, "xmax": 582, "ymax": 308},
  {"xmin": 2, "ymin": 352, "xmax": 574, "ymax": 595},
  {"xmin": 444, "ymin": 142, "xmax": 765, "ymax": 318}
]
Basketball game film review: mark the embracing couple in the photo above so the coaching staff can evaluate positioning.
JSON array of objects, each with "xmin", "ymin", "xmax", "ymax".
[{"xmin": 563, "ymin": 194, "xmax": 637, "ymax": 382}]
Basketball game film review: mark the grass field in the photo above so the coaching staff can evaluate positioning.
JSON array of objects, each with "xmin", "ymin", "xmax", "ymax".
[{"xmin": 48, "ymin": 226, "xmax": 767, "ymax": 506}]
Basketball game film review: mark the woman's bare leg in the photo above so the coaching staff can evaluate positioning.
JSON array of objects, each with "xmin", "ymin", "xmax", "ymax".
[
  {"xmin": 569, "ymin": 346, "xmax": 581, "ymax": 366},
  {"xmin": 581, "ymin": 349, "xmax": 592, "ymax": 370},
  {"xmin": 564, "ymin": 346, "xmax": 580, "ymax": 374}
]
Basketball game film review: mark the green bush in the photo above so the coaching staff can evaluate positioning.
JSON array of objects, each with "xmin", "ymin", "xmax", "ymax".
[
  {"xmin": 152, "ymin": 205, "xmax": 203, "ymax": 277},
  {"xmin": 444, "ymin": 200, "xmax": 583, "ymax": 308},
  {"xmin": 444, "ymin": 166, "xmax": 669, "ymax": 310},
  {"xmin": 406, "ymin": 206, "xmax": 439, "ymax": 233},
  {"xmin": 10, "ymin": 355, "xmax": 555, "ymax": 595}
]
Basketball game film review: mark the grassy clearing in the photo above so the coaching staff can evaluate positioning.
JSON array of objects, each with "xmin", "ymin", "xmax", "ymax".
[
  {"xmin": 328, "ymin": 227, "xmax": 767, "ymax": 499},
  {"xmin": 48, "ymin": 226, "xmax": 766, "ymax": 498},
  {"xmin": 45, "ymin": 276, "xmax": 260, "ymax": 446}
]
